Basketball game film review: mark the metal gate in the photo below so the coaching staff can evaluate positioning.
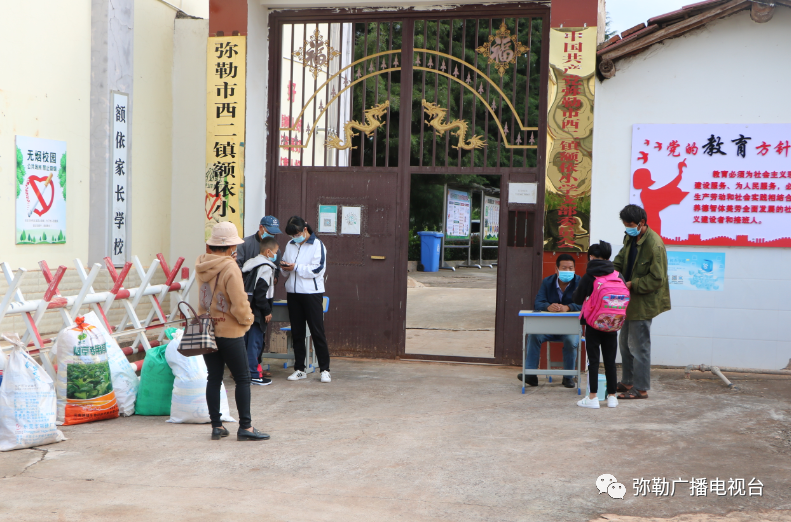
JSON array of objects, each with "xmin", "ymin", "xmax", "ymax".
[{"xmin": 266, "ymin": 5, "xmax": 549, "ymax": 364}]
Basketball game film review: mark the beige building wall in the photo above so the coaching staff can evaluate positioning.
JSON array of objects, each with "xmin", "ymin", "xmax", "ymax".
[
  {"xmin": 0, "ymin": 0, "xmax": 92, "ymax": 269},
  {"xmin": 171, "ymin": 17, "xmax": 210, "ymax": 307},
  {"xmin": 131, "ymin": 0, "xmax": 178, "ymax": 261}
]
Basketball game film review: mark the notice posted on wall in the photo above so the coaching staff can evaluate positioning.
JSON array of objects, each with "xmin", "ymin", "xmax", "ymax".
[
  {"xmin": 666, "ymin": 251, "xmax": 725, "ymax": 291},
  {"xmin": 483, "ymin": 196, "xmax": 500, "ymax": 241},
  {"xmin": 341, "ymin": 206, "xmax": 361, "ymax": 235},
  {"xmin": 446, "ymin": 189, "xmax": 471, "ymax": 240},
  {"xmin": 630, "ymin": 124, "xmax": 791, "ymax": 247},
  {"xmin": 319, "ymin": 205, "xmax": 337, "ymax": 234},
  {"xmin": 15, "ymin": 135, "xmax": 67, "ymax": 245}
]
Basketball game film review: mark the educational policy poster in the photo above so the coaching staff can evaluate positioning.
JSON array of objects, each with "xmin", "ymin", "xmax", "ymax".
[
  {"xmin": 15, "ymin": 135, "xmax": 67, "ymax": 244},
  {"xmin": 446, "ymin": 189, "xmax": 471, "ymax": 240},
  {"xmin": 666, "ymin": 251, "xmax": 725, "ymax": 291},
  {"xmin": 630, "ymin": 124, "xmax": 791, "ymax": 247}
]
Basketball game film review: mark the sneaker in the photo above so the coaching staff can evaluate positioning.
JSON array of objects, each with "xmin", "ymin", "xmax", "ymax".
[
  {"xmin": 577, "ymin": 396, "xmax": 600, "ymax": 409},
  {"xmin": 320, "ymin": 370, "xmax": 331, "ymax": 383},
  {"xmin": 287, "ymin": 370, "xmax": 307, "ymax": 381},
  {"xmin": 607, "ymin": 395, "xmax": 618, "ymax": 408},
  {"xmin": 251, "ymin": 377, "xmax": 272, "ymax": 386}
]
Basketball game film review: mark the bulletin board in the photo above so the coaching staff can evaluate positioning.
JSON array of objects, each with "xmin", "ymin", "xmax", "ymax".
[{"xmin": 445, "ymin": 188, "xmax": 471, "ymax": 241}]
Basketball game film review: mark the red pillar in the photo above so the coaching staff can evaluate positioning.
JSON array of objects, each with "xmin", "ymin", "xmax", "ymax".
[
  {"xmin": 550, "ymin": 0, "xmax": 599, "ymax": 28},
  {"xmin": 209, "ymin": 0, "xmax": 248, "ymax": 36}
]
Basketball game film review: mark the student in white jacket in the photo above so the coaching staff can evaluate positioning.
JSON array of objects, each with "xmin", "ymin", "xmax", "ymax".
[{"xmin": 280, "ymin": 216, "xmax": 331, "ymax": 383}]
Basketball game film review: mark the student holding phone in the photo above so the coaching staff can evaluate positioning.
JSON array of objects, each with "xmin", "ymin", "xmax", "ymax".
[{"xmin": 280, "ymin": 216, "xmax": 331, "ymax": 383}]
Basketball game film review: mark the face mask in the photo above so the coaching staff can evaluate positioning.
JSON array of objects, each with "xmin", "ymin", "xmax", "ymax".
[
  {"xmin": 625, "ymin": 224, "xmax": 641, "ymax": 237},
  {"xmin": 266, "ymin": 253, "xmax": 277, "ymax": 262},
  {"xmin": 292, "ymin": 235, "xmax": 305, "ymax": 244},
  {"xmin": 558, "ymin": 270, "xmax": 575, "ymax": 283},
  {"xmin": 261, "ymin": 232, "xmax": 274, "ymax": 239}
]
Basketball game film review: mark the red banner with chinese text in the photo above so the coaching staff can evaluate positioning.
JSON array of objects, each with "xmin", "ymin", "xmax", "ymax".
[{"xmin": 630, "ymin": 124, "xmax": 791, "ymax": 247}]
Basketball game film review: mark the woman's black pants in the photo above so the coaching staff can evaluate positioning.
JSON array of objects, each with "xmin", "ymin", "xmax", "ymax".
[
  {"xmin": 204, "ymin": 336, "xmax": 252, "ymax": 429},
  {"xmin": 286, "ymin": 293, "xmax": 330, "ymax": 373}
]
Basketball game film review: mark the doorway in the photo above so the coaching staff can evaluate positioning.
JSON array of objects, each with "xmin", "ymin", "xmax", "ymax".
[
  {"xmin": 266, "ymin": 7, "xmax": 549, "ymax": 364},
  {"xmin": 405, "ymin": 174, "xmax": 499, "ymax": 358}
]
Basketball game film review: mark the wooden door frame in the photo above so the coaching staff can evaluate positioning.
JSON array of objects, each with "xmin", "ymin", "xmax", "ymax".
[{"xmin": 265, "ymin": 5, "xmax": 550, "ymax": 364}]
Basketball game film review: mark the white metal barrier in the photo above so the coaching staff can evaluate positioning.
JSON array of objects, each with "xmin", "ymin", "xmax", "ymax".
[{"xmin": 0, "ymin": 253, "xmax": 195, "ymax": 378}]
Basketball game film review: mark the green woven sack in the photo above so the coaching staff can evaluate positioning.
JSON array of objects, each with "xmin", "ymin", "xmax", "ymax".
[{"xmin": 135, "ymin": 345, "xmax": 174, "ymax": 416}]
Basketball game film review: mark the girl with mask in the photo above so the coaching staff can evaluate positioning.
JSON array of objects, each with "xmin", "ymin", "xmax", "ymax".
[{"xmin": 280, "ymin": 216, "xmax": 332, "ymax": 383}]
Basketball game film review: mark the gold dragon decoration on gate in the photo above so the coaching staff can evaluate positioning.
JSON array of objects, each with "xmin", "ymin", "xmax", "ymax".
[
  {"xmin": 421, "ymin": 100, "xmax": 486, "ymax": 151},
  {"xmin": 325, "ymin": 101, "xmax": 390, "ymax": 150}
]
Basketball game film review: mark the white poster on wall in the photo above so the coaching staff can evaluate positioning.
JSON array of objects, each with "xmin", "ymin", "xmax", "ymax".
[
  {"xmin": 508, "ymin": 182, "xmax": 537, "ymax": 204},
  {"xmin": 630, "ymin": 124, "xmax": 791, "ymax": 247},
  {"xmin": 15, "ymin": 135, "xmax": 67, "ymax": 244},
  {"xmin": 111, "ymin": 92, "xmax": 129, "ymax": 265},
  {"xmin": 341, "ymin": 206, "xmax": 361, "ymax": 235}
]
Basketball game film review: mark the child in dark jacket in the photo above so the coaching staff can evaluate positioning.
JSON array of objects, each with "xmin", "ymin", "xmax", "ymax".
[
  {"xmin": 572, "ymin": 240, "xmax": 624, "ymax": 409},
  {"xmin": 241, "ymin": 236, "xmax": 279, "ymax": 386}
]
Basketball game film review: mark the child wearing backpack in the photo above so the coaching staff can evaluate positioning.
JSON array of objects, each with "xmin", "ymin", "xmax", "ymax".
[
  {"xmin": 241, "ymin": 236, "xmax": 279, "ymax": 386},
  {"xmin": 572, "ymin": 241, "xmax": 629, "ymax": 409}
]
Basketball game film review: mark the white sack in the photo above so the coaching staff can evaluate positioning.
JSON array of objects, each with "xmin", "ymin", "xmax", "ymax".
[
  {"xmin": 0, "ymin": 334, "xmax": 66, "ymax": 451},
  {"xmin": 164, "ymin": 331, "xmax": 235, "ymax": 424}
]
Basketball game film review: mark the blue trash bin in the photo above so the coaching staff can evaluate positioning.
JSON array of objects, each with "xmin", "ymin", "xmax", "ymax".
[{"xmin": 417, "ymin": 231, "xmax": 444, "ymax": 272}]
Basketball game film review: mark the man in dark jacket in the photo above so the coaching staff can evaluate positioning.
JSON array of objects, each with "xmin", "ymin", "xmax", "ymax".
[
  {"xmin": 236, "ymin": 215, "xmax": 283, "ymax": 279},
  {"xmin": 612, "ymin": 204, "xmax": 671, "ymax": 399},
  {"xmin": 517, "ymin": 254, "xmax": 582, "ymax": 389}
]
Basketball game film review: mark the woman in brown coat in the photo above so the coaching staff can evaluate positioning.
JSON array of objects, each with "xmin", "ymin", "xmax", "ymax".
[{"xmin": 196, "ymin": 222, "xmax": 269, "ymax": 441}]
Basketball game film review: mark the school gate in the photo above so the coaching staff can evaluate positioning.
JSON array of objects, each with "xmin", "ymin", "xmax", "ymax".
[{"xmin": 266, "ymin": 6, "xmax": 550, "ymax": 364}]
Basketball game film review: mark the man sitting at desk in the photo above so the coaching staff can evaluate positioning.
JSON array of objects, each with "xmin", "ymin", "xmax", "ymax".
[{"xmin": 517, "ymin": 254, "xmax": 581, "ymax": 389}]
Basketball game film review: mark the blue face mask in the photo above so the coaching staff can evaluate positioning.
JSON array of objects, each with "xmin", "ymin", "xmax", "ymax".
[
  {"xmin": 267, "ymin": 255, "xmax": 277, "ymax": 262},
  {"xmin": 261, "ymin": 232, "xmax": 274, "ymax": 239},
  {"xmin": 558, "ymin": 270, "xmax": 575, "ymax": 283},
  {"xmin": 292, "ymin": 235, "xmax": 305, "ymax": 244},
  {"xmin": 625, "ymin": 227, "xmax": 639, "ymax": 237}
]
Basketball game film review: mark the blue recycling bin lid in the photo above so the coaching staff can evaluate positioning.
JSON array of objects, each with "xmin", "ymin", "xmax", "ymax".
[{"xmin": 417, "ymin": 231, "xmax": 444, "ymax": 238}]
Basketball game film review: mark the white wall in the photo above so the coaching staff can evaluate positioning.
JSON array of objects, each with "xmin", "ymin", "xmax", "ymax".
[
  {"xmin": 0, "ymin": 0, "xmax": 92, "ymax": 268},
  {"xmin": 591, "ymin": 9, "xmax": 791, "ymax": 370},
  {"xmin": 171, "ymin": 17, "xmax": 210, "ymax": 306},
  {"xmin": 245, "ymin": 3, "xmax": 270, "ymax": 236}
]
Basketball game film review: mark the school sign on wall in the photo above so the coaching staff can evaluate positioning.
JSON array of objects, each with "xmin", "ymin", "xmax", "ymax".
[
  {"xmin": 630, "ymin": 124, "xmax": 791, "ymax": 247},
  {"xmin": 15, "ymin": 135, "xmax": 67, "ymax": 244}
]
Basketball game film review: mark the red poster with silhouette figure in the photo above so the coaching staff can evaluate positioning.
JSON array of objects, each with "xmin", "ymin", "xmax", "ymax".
[{"xmin": 630, "ymin": 124, "xmax": 791, "ymax": 248}]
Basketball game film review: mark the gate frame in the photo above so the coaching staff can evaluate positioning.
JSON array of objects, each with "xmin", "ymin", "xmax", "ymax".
[{"xmin": 265, "ymin": 4, "xmax": 550, "ymax": 364}]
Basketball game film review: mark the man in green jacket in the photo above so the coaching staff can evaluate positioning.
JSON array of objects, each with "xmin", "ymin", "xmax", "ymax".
[{"xmin": 612, "ymin": 204, "xmax": 671, "ymax": 399}]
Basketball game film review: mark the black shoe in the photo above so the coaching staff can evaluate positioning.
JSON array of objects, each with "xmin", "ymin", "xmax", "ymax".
[
  {"xmin": 251, "ymin": 377, "xmax": 272, "ymax": 386},
  {"xmin": 562, "ymin": 377, "xmax": 576, "ymax": 389},
  {"xmin": 517, "ymin": 374, "xmax": 538, "ymax": 386},
  {"xmin": 211, "ymin": 426, "xmax": 230, "ymax": 440},
  {"xmin": 237, "ymin": 427, "xmax": 270, "ymax": 441}
]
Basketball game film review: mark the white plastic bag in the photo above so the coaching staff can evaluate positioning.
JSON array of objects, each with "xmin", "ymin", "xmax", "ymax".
[
  {"xmin": 82, "ymin": 312, "xmax": 139, "ymax": 416},
  {"xmin": 164, "ymin": 331, "xmax": 235, "ymax": 424},
  {"xmin": 0, "ymin": 334, "xmax": 66, "ymax": 451}
]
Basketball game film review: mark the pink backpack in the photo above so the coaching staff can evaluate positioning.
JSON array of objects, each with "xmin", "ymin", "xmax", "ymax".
[{"xmin": 581, "ymin": 271, "xmax": 630, "ymax": 332}]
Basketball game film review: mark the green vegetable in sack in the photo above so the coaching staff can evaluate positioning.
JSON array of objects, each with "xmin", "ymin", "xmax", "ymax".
[{"xmin": 66, "ymin": 362, "xmax": 113, "ymax": 400}]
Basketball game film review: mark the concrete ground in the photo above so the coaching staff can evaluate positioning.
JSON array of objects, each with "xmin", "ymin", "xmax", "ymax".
[
  {"xmin": 406, "ymin": 268, "xmax": 497, "ymax": 358},
  {"xmin": 2, "ymin": 360, "xmax": 790, "ymax": 522}
]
